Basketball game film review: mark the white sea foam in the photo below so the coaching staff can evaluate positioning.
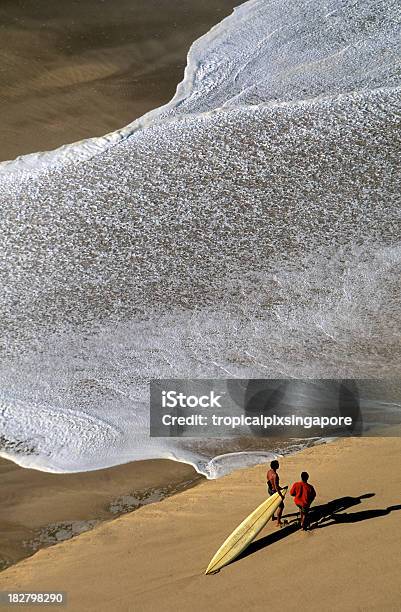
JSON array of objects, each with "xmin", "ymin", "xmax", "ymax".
[{"xmin": 0, "ymin": 0, "xmax": 400, "ymax": 477}]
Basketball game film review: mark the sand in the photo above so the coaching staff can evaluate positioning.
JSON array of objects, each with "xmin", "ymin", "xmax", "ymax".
[
  {"xmin": 0, "ymin": 0, "xmax": 239, "ymax": 162},
  {"xmin": 0, "ymin": 457, "xmax": 199, "ymax": 571},
  {"xmin": 0, "ymin": 434, "xmax": 400, "ymax": 611}
]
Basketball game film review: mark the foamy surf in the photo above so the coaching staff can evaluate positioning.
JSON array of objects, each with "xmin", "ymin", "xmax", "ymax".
[{"xmin": 0, "ymin": 0, "xmax": 400, "ymax": 477}]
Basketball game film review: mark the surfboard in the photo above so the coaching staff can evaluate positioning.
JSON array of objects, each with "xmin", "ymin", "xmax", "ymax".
[{"xmin": 205, "ymin": 486, "xmax": 288, "ymax": 574}]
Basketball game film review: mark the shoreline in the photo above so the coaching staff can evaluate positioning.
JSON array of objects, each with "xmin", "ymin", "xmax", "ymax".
[
  {"xmin": 0, "ymin": 0, "xmax": 239, "ymax": 164},
  {"xmin": 0, "ymin": 457, "xmax": 201, "ymax": 572},
  {"xmin": 1, "ymin": 434, "xmax": 400, "ymax": 610},
  {"xmin": 0, "ymin": 437, "xmax": 312, "ymax": 570},
  {"xmin": 1, "ymin": 426, "xmax": 397, "ymax": 573}
]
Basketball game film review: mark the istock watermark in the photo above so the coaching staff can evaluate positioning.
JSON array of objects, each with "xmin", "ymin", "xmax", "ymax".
[
  {"xmin": 161, "ymin": 390, "xmax": 222, "ymax": 409},
  {"xmin": 150, "ymin": 379, "xmax": 401, "ymax": 438}
]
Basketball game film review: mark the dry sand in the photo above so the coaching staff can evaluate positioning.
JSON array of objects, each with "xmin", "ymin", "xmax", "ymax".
[
  {"xmin": 1, "ymin": 434, "xmax": 400, "ymax": 611},
  {"xmin": 0, "ymin": 0, "xmax": 239, "ymax": 161}
]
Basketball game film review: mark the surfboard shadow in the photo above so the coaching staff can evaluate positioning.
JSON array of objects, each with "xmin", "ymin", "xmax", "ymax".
[{"xmin": 232, "ymin": 522, "xmax": 299, "ymax": 565}]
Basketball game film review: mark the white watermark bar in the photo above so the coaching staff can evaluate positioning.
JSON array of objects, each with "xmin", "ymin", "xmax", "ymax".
[{"xmin": 150, "ymin": 379, "xmax": 401, "ymax": 438}]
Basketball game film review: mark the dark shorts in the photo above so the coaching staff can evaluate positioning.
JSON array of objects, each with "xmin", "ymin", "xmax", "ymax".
[
  {"xmin": 267, "ymin": 486, "xmax": 284, "ymax": 508},
  {"xmin": 296, "ymin": 504, "xmax": 310, "ymax": 514}
]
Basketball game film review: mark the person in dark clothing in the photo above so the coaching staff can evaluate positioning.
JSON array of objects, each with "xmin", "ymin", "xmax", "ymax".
[
  {"xmin": 266, "ymin": 460, "xmax": 285, "ymax": 527},
  {"xmin": 290, "ymin": 471, "xmax": 316, "ymax": 531}
]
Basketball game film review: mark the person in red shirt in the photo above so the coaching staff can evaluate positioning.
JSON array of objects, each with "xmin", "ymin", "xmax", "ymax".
[
  {"xmin": 266, "ymin": 460, "xmax": 285, "ymax": 527},
  {"xmin": 290, "ymin": 472, "xmax": 316, "ymax": 531}
]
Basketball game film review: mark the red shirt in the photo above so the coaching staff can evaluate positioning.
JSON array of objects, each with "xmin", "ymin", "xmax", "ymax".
[{"xmin": 290, "ymin": 481, "xmax": 316, "ymax": 508}]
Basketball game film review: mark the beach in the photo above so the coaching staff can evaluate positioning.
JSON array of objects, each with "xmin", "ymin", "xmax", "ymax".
[
  {"xmin": 1, "ymin": 434, "xmax": 400, "ymax": 611},
  {"xmin": 0, "ymin": 0, "xmax": 400, "ymax": 607},
  {"xmin": 0, "ymin": 457, "xmax": 199, "ymax": 571},
  {"xmin": 0, "ymin": 0, "xmax": 238, "ymax": 161}
]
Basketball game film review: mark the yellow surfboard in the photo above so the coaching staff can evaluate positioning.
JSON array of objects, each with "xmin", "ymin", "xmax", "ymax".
[{"xmin": 205, "ymin": 486, "xmax": 288, "ymax": 574}]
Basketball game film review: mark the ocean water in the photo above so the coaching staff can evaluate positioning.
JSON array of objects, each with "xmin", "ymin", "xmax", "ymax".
[{"xmin": 0, "ymin": 0, "xmax": 400, "ymax": 477}]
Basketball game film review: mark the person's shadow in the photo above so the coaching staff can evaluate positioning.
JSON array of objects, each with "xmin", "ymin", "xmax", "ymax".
[
  {"xmin": 312, "ymin": 499, "xmax": 401, "ymax": 528},
  {"xmin": 233, "ymin": 493, "xmax": 401, "ymax": 566},
  {"xmin": 308, "ymin": 492, "xmax": 374, "ymax": 525}
]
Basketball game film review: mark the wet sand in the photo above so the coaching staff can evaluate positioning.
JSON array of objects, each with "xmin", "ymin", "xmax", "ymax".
[
  {"xmin": 0, "ymin": 457, "xmax": 199, "ymax": 571},
  {"xmin": 0, "ymin": 434, "xmax": 400, "ymax": 610},
  {"xmin": 0, "ymin": 0, "xmax": 239, "ymax": 161}
]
